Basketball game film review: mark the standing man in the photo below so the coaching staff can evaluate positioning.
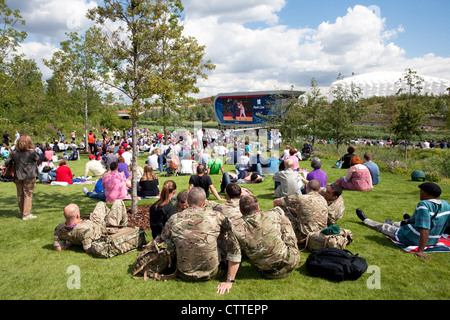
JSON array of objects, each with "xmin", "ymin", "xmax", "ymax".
[
  {"xmin": 88, "ymin": 130, "xmax": 96, "ymax": 154},
  {"xmin": 3, "ymin": 131, "xmax": 10, "ymax": 146}
]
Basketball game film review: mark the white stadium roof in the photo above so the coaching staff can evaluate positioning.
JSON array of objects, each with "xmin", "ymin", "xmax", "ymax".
[{"xmin": 328, "ymin": 72, "xmax": 450, "ymax": 100}]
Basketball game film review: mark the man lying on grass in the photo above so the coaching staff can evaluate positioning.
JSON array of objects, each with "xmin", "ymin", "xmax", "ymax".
[
  {"xmin": 53, "ymin": 200, "xmax": 128, "ymax": 254},
  {"xmin": 356, "ymin": 182, "xmax": 450, "ymax": 261}
]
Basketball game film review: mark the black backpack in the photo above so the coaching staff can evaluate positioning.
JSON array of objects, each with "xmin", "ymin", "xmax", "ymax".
[{"xmin": 305, "ymin": 248, "xmax": 368, "ymax": 281}]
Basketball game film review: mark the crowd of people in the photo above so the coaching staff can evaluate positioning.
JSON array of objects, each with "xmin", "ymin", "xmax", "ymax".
[{"xmin": 1, "ymin": 126, "xmax": 449, "ymax": 293}]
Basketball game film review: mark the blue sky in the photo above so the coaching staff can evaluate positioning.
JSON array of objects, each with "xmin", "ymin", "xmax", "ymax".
[
  {"xmin": 9, "ymin": 0, "xmax": 450, "ymax": 98},
  {"xmin": 276, "ymin": 0, "xmax": 450, "ymax": 59}
]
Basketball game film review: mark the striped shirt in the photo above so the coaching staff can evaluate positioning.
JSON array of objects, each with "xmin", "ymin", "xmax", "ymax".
[{"xmin": 396, "ymin": 199, "xmax": 450, "ymax": 246}]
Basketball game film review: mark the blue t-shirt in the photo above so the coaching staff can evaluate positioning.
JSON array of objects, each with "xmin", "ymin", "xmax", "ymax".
[
  {"xmin": 396, "ymin": 199, "xmax": 450, "ymax": 246},
  {"xmin": 94, "ymin": 179, "xmax": 104, "ymax": 193},
  {"xmin": 364, "ymin": 161, "xmax": 380, "ymax": 185}
]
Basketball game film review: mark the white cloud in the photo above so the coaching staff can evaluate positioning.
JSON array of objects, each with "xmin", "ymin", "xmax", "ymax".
[
  {"xmin": 7, "ymin": 1, "xmax": 450, "ymax": 100},
  {"xmin": 183, "ymin": 0, "xmax": 286, "ymax": 25},
  {"xmin": 16, "ymin": 41, "xmax": 59, "ymax": 79},
  {"xmin": 10, "ymin": 0, "xmax": 97, "ymax": 41},
  {"xmin": 183, "ymin": 4, "xmax": 450, "ymax": 98}
]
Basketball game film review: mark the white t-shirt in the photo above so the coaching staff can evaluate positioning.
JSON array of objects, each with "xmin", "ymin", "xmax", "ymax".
[
  {"xmin": 180, "ymin": 159, "xmax": 194, "ymax": 174},
  {"xmin": 147, "ymin": 154, "xmax": 159, "ymax": 171}
]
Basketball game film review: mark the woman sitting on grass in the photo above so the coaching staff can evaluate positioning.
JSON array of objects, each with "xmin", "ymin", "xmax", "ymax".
[
  {"xmin": 138, "ymin": 165, "xmax": 159, "ymax": 197},
  {"xmin": 117, "ymin": 155, "xmax": 130, "ymax": 179},
  {"xmin": 149, "ymin": 180, "xmax": 177, "ymax": 239},
  {"xmin": 334, "ymin": 156, "xmax": 372, "ymax": 191},
  {"xmin": 56, "ymin": 159, "xmax": 73, "ymax": 185}
]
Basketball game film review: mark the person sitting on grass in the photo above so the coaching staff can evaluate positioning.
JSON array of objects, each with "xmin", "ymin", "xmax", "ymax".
[
  {"xmin": 356, "ymin": 182, "xmax": 450, "ymax": 261},
  {"xmin": 207, "ymin": 151, "xmax": 224, "ymax": 175},
  {"xmin": 334, "ymin": 156, "xmax": 373, "ymax": 191},
  {"xmin": 137, "ymin": 165, "xmax": 159, "ymax": 197},
  {"xmin": 149, "ymin": 180, "xmax": 177, "ymax": 239},
  {"xmin": 84, "ymin": 154, "xmax": 106, "ymax": 178},
  {"xmin": 363, "ymin": 152, "xmax": 380, "ymax": 186},
  {"xmin": 53, "ymin": 200, "xmax": 128, "ymax": 254},
  {"xmin": 217, "ymin": 194, "xmax": 300, "ymax": 294},
  {"xmin": 174, "ymin": 190, "xmax": 189, "ymax": 213},
  {"xmin": 55, "ymin": 159, "xmax": 73, "ymax": 185},
  {"xmin": 188, "ymin": 165, "xmax": 225, "ymax": 202}
]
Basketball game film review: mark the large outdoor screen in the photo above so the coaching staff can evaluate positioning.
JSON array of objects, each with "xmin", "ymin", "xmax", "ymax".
[{"xmin": 213, "ymin": 91, "xmax": 304, "ymax": 127}]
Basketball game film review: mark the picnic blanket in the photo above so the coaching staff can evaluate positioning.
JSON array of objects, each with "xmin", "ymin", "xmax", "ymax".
[
  {"xmin": 386, "ymin": 234, "xmax": 450, "ymax": 253},
  {"xmin": 124, "ymin": 194, "xmax": 160, "ymax": 200}
]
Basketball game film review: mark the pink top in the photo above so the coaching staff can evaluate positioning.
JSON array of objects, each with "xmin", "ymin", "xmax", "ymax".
[
  {"xmin": 45, "ymin": 150, "xmax": 54, "ymax": 161},
  {"xmin": 286, "ymin": 155, "xmax": 299, "ymax": 170},
  {"xmin": 102, "ymin": 170, "xmax": 127, "ymax": 202},
  {"xmin": 337, "ymin": 164, "xmax": 373, "ymax": 191}
]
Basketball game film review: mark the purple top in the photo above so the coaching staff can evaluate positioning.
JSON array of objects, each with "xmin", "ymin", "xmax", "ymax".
[
  {"xmin": 118, "ymin": 162, "xmax": 130, "ymax": 179},
  {"xmin": 306, "ymin": 169, "xmax": 328, "ymax": 188}
]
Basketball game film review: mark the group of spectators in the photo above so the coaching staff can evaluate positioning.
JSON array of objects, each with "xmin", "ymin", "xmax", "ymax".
[{"xmin": 2, "ymin": 125, "xmax": 448, "ymax": 288}]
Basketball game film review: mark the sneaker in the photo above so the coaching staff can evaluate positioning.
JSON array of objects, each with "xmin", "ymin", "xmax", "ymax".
[
  {"xmin": 82, "ymin": 187, "xmax": 89, "ymax": 194},
  {"xmin": 356, "ymin": 208, "xmax": 367, "ymax": 221},
  {"xmin": 384, "ymin": 218, "xmax": 393, "ymax": 225},
  {"xmin": 22, "ymin": 214, "xmax": 37, "ymax": 220},
  {"xmin": 403, "ymin": 213, "xmax": 411, "ymax": 220}
]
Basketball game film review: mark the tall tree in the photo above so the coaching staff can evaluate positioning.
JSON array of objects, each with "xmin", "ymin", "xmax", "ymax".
[
  {"xmin": 298, "ymin": 78, "xmax": 328, "ymax": 145},
  {"xmin": 320, "ymin": 74, "xmax": 363, "ymax": 149},
  {"xmin": 393, "ymin": 68, "xmax": 425, "ymax": 160},
  {"xmin": 0, "ymin": 0, "xmax": 27, "ymax": 101},
  {"xmin": 87, "ymin": 0, "xmax": 214, "ymax": 214},
  {"xmin": 44, "ymin": 30, "xmax": 104, "ymax": 152}
]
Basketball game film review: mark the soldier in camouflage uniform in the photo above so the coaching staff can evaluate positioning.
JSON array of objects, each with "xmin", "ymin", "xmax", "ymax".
[
  {"xmin": 161, "ymin": 187, "xmax": 241, "ymax": 282},
  {"xmin": 214, "ymin": 183, "xmax": 245, "ymax": 222},
  {"xmin": 319, "ymin": 184, "xmax": 345, "ymax": 226},
  {"xmin": 173, "ymin": 191, "xmax": 189, "ymax": 213},
  {"xmin": 273, "ymin": 179, "xmax": 328, "ymax": 245},
  {"xmin": 217, "ymin": 194, "xmax": 300, "ymax": 294},
  {"xmin": 53, "ymin": 200, "xmax": 128, "ymax": 254}
]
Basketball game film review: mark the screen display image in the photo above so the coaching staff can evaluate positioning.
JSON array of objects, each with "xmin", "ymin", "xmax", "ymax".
[{"xmin": 214, "ymin": 91, "xmax": 304, "ymax": 127}]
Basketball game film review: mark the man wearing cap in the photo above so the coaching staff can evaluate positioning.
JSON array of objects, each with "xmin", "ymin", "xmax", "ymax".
[
  {"xmin": 84, "ymin": 154, "xmax": 106, "ymax": 178},
  {"xmin": 356, "ymin": 182, "xmax": 450, "ymax": 260}
]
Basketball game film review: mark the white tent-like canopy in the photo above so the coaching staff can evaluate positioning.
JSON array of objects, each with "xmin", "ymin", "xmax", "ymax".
[{"xmin": 328, "ymin": 72, "xmax": 450, "ymax": 100}]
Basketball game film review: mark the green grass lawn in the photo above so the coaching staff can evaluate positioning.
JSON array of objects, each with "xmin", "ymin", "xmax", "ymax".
[{"xmin": 0, "ymin": 152, "xmax": 449, "ymax": 300}]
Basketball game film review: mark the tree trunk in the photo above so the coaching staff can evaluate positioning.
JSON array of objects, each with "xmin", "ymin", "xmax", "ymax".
[
  {"xmin": 84, "ymin": 83, "xmax": 88, "ymax": 152},
  {"xmin": 130, "ymin": 116, "xmax": 138, "ymax": 215}
]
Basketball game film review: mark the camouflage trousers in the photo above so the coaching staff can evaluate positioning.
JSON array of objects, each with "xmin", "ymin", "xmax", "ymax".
[
  {"xmin": 283, "ymin": 207, "xmax": 305, "ymax": 245},
  {"xmin": 90, "ymin": 200, "xmax": 128, "ymax": 228},
  {"xmin": 260, "ymin": 246, "xmax": 300, "ymax": 279}
]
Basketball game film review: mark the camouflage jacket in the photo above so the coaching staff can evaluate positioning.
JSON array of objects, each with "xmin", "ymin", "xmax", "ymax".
[
  {"xmin": 319, "ymin": 188, "xmax": 345, "ymax": 226},
  {"xmin": 280, "ymin": 191, "xmax": 328, "ymax": 243},
  {"xmin": 53, "ymin": 200, "xmax": 128, "ymax": 251},
  {"xmin": 229, "ymin": 207, "xmax": 299, "ymax": 274},
  {"xmin": 54, "ymin": 220, "xmax": 103, "ymax": 251},
  {"xmin": 213, "ymin": 198, "xmax": 242, "ymax": 222},
  {"xmin": 161, "ymin": 206, "xmax": 240, "ymax": 280}
]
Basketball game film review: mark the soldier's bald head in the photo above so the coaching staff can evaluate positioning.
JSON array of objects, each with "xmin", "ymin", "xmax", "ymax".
[
  {"xmin": 307, "ymin": 179, "xmax": 321, "ymax": 192},
  {"xmin": 188, "ymin": 187, "xmax": 206, "ymax": 207},
  {"xmin": 64, "ymin": 204, "xmax": 80, "ymax": 221}
]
